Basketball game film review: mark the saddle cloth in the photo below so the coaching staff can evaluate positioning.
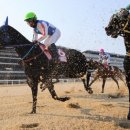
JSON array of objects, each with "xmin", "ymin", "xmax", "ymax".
[{"xmin": 43, "ymin": 48, "xmax": 67, "ymax": 62}]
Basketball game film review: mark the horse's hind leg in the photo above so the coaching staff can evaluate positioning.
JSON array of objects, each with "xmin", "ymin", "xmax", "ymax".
[
  {"xmin": 111, "ymin": 77, "xmax": 119, "ymax": 89},
  {"xmin": 118, "ymin": 74, "xmax": 127, "ymax": 86},
  {"xmin": 47, "ymin": 80, "xmax": 70, "ymax": 102}
]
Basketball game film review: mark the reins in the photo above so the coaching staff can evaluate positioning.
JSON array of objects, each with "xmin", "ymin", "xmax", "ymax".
[
  {"xmin": 20, "ymin": 43, "xmax": 44, "ymax": 63},
  {"xmin": 21, "ymin": 44, "xmax": 36, "ymax": 60},
  {"xmin": 22, "ymin": 51, "xmax": 43, "ymax": 63}
]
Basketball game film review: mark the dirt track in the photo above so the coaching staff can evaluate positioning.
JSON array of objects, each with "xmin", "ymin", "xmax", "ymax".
[{"xmin": 0, "ymin": 80, "xmax": 130, "ymax": 130}]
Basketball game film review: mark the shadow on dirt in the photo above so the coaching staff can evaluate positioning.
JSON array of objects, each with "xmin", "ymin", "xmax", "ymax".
[
  {"xmin": 36, "ymin": 107, "xmax": 130, "ymax": 129},
  {"xmin": 20, "ymin": 123, "xmax": 39, "ymax": 129}
]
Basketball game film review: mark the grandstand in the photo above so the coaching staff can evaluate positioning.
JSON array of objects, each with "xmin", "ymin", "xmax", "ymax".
[
  {"xmin": 83, "ymin": 50, "xmax": 125, "ymax": 71},
  {"xmin": 0, "ymin": 48, "xmax": 26, "ymax": 84}
]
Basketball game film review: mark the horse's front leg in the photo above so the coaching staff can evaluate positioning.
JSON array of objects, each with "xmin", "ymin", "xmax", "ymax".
[
  {"xmin": 81, "ymin": 77, "xmax": 93, "ymax": 94},
  {"xmin": 123, "ymin": 59, "xmax": 130, "ymax": 120},
  {"xmin": 46, "ymin": 80, "xmax": 70, "ymax": 102},
  {"xmin": 125, "ymin": 74, "xmax": 130, "ymax": 120},
  {"xmin": 86, "ymin": 71, "xmax": 91, "ymax": 87},
  {"xmin": 88, "ymin": 76, "xmax": 98, "ymax": 88},
  {"xmin": 128, "ymin": 88, "xmax": 130, "ymax": 120},
  {"xmin": 86, "ymin": 72, "xmax": 93, "ymax": 94},
  {"xmin": 102, "ymin": 78, "xmax": 106, "ymax": 93},
  {"xmin": 27, "ymin": 77, "xmax": 38, "ymax": 114}
]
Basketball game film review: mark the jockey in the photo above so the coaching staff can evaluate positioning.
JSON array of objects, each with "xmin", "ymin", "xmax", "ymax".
[
  {"xmin": 98, "ymin": 48, "xmax": 111, "ymax": 69},
  {"xmin": 24, "ymin": 12, "xmax": 61, "ymax": 62}
]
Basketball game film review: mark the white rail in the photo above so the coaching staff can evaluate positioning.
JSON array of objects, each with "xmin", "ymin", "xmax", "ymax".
[
  {"xmin": 0, "ymin": 80, "xmax": 26, "ymax": 85},
  {"xmin": 0, "ymin": 79, "xmax": 82, "ymax": 86}
]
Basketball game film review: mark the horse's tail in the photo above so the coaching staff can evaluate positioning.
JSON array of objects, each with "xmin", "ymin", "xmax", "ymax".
[
  {"xmin": 113, "ymin": 66, "xmax": 126, "ymax": 86},
  {"xmin": 113, "ymin": 66, "xmax": 124, "ymax": 76}
]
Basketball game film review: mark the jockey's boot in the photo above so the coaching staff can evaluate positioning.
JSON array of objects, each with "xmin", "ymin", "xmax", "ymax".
[
  {"xmin": 49, "ymin": 43, "xmax": 59, "ymax": 63},
  {"xmin": 109, "ymin": 66, "xmax": 112, "ymax": 71},
  {"xmin": 108, "ymin": 63, "xmax": 112, "ymax": 71}
]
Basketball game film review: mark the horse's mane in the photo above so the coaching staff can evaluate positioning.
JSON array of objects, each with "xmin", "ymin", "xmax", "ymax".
[
  {"xmin": 7, "ymin": 25, "xmax": 31, "ymax": 44},
  {"xmin": 0, "ymin": 25, "xmax": 43, "ymax": 59},
  {"xmin": 57, "ymin": 45, "xmax": 71, "ymax": 50}
]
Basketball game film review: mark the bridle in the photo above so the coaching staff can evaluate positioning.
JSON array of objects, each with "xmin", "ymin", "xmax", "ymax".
[{"xmin": 113, "ymin": 12, "xmax": 130, "ymax": 36}]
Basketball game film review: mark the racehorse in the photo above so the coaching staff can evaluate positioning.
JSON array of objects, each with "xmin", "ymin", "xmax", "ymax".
[
  {"xmin": 105, "ymin": 8, "xmax": 130, "ymax": 119},
  {"xmin": 86, "ymin": 59, "xmax": 125, "ymax": 93},
  {"xmin": 0, "ymin": 17, "xmax": 93, "ymax": 113}
]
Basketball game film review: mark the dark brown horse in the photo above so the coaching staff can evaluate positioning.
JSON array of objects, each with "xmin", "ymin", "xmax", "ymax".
[
  {"xmin": 87, "ymin": 59, "xmax": 125, "ymax": 93},
  {"xmin": 105, "ymin": 8, "xmax": 130, "ymax": 119},
  {"xmin": 0, "ymin": 18, "xmax": 93, "ymax": 114}
]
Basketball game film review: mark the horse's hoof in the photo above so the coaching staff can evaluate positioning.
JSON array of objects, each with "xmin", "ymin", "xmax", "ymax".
[
  {"xmin": 58, "ymin": 97, "xmax": 70, "ymax": 102},
  {"xmin": 88, "ymin": 89, "xmax": 93, "ymax": 94},
  {"xmin": 30, "ymin": 110, "xmax": 36, "ymax": 114},
  {"xmin": 65, "ymin": 97, "xmax": 70, "ymax": 100},
  {"xmin": 41, "ymin": 88, "xmax": 46, "ymax": 92}
]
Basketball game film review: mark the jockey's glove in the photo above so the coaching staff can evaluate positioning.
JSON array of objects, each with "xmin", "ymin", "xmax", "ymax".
[{"xmin": 32, "ymin": 40, "xmax": 38, "ymax": 44}]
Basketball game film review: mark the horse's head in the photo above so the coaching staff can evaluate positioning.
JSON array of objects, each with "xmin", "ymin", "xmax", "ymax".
[
  {"xmin": 0, "ymin": 17, "xmax": 30, "ymax": 49},
  {"xmin": 105, "ymin": 8, "xmax": 129, "ymax": 38}
]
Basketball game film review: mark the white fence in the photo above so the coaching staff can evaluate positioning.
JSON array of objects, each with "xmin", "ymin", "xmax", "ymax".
[
  {"xmin": 0, "ymin": 79, "xmax": 82, "ymax": 86},
  {"xmin": 0, "ymin": 80, "xmax": 26, "ymax": 85}
]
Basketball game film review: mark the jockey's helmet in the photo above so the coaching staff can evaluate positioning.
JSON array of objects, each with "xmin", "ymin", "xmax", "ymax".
[
  {"xmin": 24, "ymin": 12, "xmax": 37, "ymax": 21},
  {"xmin": 99, "ymin": 48, "xmax": 104, "ymax": 53}
]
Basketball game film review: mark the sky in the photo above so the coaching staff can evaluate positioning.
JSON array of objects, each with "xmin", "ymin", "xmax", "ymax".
[{"xmin": 0, "ymin": 0, "xmax": 129, "ymax": 55}]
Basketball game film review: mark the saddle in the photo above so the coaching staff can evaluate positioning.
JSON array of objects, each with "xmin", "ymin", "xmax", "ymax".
[{"xmin": 39, "ymin": 44, "xmax": 67, "ymax": 63}]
